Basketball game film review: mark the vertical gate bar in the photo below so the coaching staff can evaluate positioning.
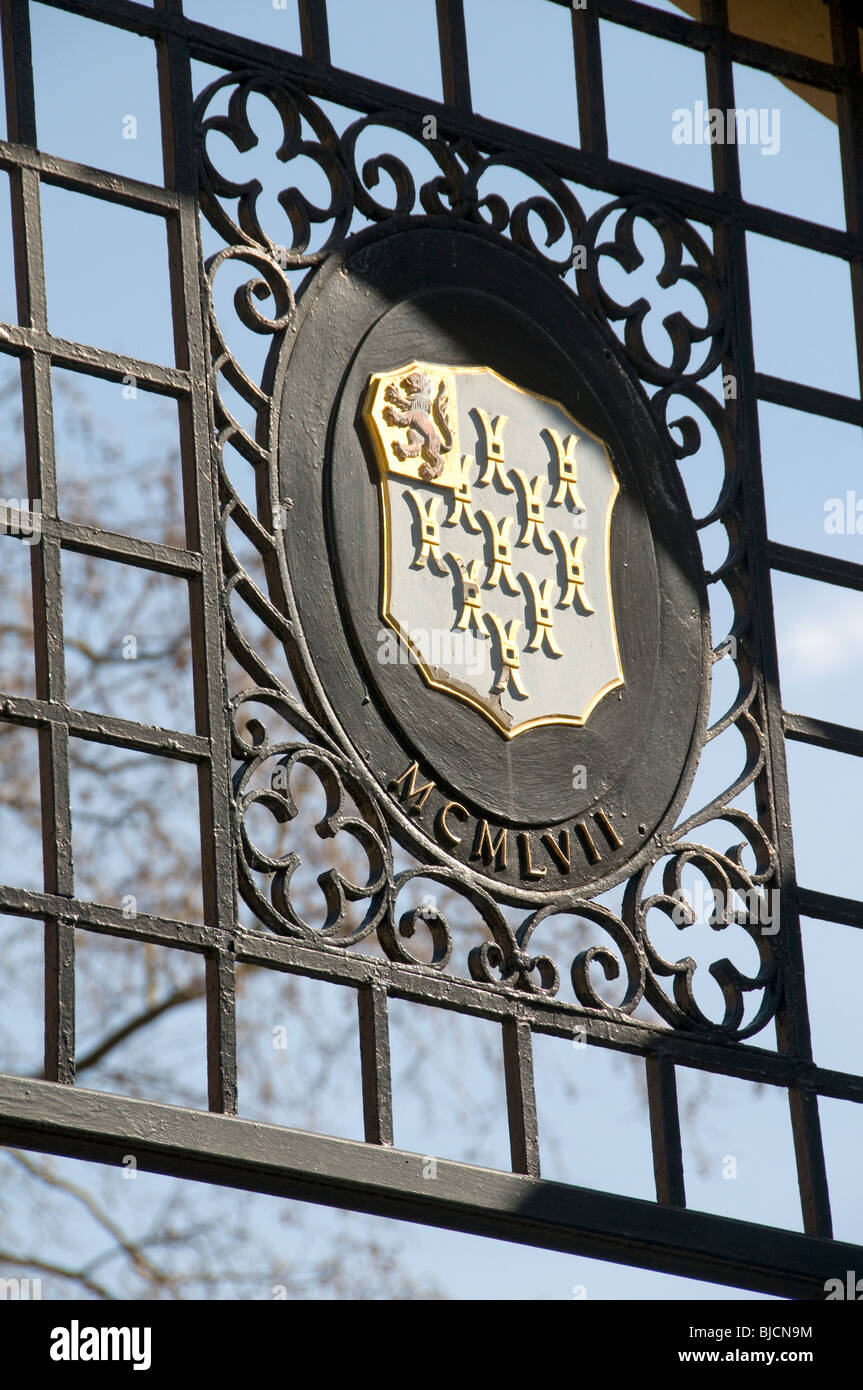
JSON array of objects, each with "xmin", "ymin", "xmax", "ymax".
[
  {"xmin": 2, "ymin": 0, "xmax": 76, "ymax": 1084},
  {"xmin": 298, "ymin": 0, "xmax": 331, "ymax": 67},
  {"xmin": 646, "ymin": 1054, "xmax": 686, "ymax": 1208},
  {"xmin": 22, "ymin": 353, "xmax": 75, "ymax": 1085},
  {"xmin": 0, "ymin": 0, "xmax": 33, "ymax": 146},
  {"xmin": 571, "ymin": 3, "xmax": 608, "ymax": 159},
  {"xmin": 357, "ymin": 982, "xmax": 394, "ymax": 1146},
  {"xmin": 501, "ymin": 1016, "xmax": 540, "ymax": 1178},
  {"xmin": 206, "ymin": 949, "xmax": 238, "ymax": 1115},
  {"xmin": 781, "ymin": 0, "xmax": 863, "ymax": 1243},
  {"xmin": 700, "ymin": 0, "xmax": 832, "ymax": 1237},
  {"xmin": 435, "ymin": 0, "xmax": 472, "ymax": 113},
  {"xmin": 156, "ymin": 11, "xmax": 238, "ymax": 1112},
  {"xmin": 830, "ymin": 5, "xmax": 863, "ymax": 411},
  {"xmin": 789, "ymin": 1085, "xmax": 833, "ymax": 1238}
]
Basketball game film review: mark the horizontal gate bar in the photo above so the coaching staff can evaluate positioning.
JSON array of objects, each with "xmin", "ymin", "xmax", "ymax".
[
  {"xmin": 1, "ymin": 894, "xmax": 863, "ymax": 1102},
  {"xmin": 32, "ymin": 2, "xmax": 863, "ymax": 261},
  {"xmin": 755, "ymin": 372, "xmax": 863, "ymax": 426},
  {"xmin": 768, "ymin": 541, "xmax": 863, "ymax": 591},
  {"xmin": 52, "ymin": 518, "xmax": 202, "ymax": 576},
  {"xmin": 0, "ymin": 322, "xmax": 190, "ymax": 395},
  {"xmin": 0, "ymin": 695, "xmax": 210, "ymax": 760},
  {"xmin": 0, "ymin": 139, "xmax": 180, "ymax": 212},
  {"xmin": 799, "ymin": 887, "xmax": 863, "ymax": 931},
  {"xmin": 0, "ymin": 1072, "xmax": 858, "ymax": 1299},
  {"xmin": 784, "ymin": 711, "xmax": 863, "ymax": 759}
]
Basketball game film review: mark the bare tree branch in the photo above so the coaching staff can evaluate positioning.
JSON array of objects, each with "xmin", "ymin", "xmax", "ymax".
[
  {"xmin": 73, "ymin": 986, "xmax": 204, "ymax": 1077},
  {"xmin": 0, "ymin": 1252, "xmax": 115, "ymax": 1301}
]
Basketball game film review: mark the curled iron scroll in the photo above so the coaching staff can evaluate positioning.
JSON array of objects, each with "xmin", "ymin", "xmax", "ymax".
[{"xmin": 196, "ymin": 71, "xmax": 781, "ymax": 1040}]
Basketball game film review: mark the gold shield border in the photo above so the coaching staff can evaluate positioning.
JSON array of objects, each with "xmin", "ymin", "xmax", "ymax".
[{"xmin": 361, "ymin": 362, "xmax": 624, "ymax": 739}]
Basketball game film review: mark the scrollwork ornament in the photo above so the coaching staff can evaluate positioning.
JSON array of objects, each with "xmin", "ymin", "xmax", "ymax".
[
  {"xmin": 233, "ymin": 718, "xmax": 392, "ymax": 943},
  {"xmin": 578, "ymin": 196, "xmax": 729, "ymax": 385},
  {"xmin": 196, "ymin": 71, "xmax": 352, "ymax": 264},
  {"xmin": 339, "ymin": 110, "xmax": 468, "ymax": 222},
  {"xmin": 624, "ymin": 836, "xmax": 780, "ymax": 1037},
  {"xmin": 194, "ymin": 69, "xmax": 783, "ymax": 1043},
  {"xmin": 461, "ymin": 147, "xmax": 586, "ymax": 273}
]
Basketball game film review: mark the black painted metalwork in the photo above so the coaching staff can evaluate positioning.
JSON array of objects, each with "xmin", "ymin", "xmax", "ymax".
[{"xmin": 0, "ymin": 0, "xmax": 861, "ymax": 1297}]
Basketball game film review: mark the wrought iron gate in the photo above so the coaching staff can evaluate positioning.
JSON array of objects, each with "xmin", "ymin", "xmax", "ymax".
[{"xmin": 1, "ymin": 0, "xmax": 862, "ymax": 1299}]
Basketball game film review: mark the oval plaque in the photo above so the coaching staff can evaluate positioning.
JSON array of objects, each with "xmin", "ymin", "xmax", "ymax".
[{"xmin": 276, "ymin": 223, "xmax": 710, "ymax": 903}]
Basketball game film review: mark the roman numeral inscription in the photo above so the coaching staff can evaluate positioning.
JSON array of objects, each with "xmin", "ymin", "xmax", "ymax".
[
  {"xmin": 391, "ymin": 761, "xmax": 435, "ymax": 814},
  {"xmin": 390, "ymin": 762, "xmax": 629, "ymax": 880}
]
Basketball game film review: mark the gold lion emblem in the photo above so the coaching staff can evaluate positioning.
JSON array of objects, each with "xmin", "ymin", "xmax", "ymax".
[{"xmin": 382, "ymin": 370, "xmax": 454, "ymax": 481}]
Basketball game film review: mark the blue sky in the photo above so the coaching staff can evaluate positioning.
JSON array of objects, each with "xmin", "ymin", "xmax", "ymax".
[{"xmin": 0, "ymin": 0, "xmax": 861, "ymax": 1300}]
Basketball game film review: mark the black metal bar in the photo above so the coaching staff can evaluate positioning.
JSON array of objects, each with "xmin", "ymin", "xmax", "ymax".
[
  {"xmin": 0, "ymin": 322, "xmax": 192, "ymax": 394},
  {"xmin": 37, "ymin": 0, "xmax": 854, "ymax": 102},
  {"xmin": 571, "ymin": 2, "xmax": 608, "ymax": 159},
  {"xmin": 4, "ymin": 880, "xmax": 863, "ymax": 1103},
  {"xmin": 29, "ymin": 0, "xmax": 845, "ymax": 261},
  {"xmin": 357, "ymin": 982, "xmax": 394, "ymax": 1147},
  {"xmin": 298, "ymin": 0, "xmax": 330, "ymax": 67},
  {"xmin": 830, "ymin": 1, "xmax": 863, "ymax": 406},
  {"xmin": 700, "ymin": 0, "xmax": 831, "ymax": 1239},
  {"xmin": 1, "ymin": 1071, "xmax": 859, "ymax": 1299},
  {"xmin": 205, "ymin": 949, "xmax": 237, "ymax": 1115},
  {"xmin": 435, "ymin": 0, "xmax": 472, "ymax": 113},
  {"xmin": 157, "ymin": 21, "xmax": 239, "ymax": 1114},
  {"xmin": 789, "ymin": 1085, "xmax": 834, "ymax": 1239},
  {"xmin": 799, "ymin": 886, "xmax": 863, "ymax": 931},
  {"xmin": 769, "ymin": 540, "xmax": 863, "ymax": 591},
  {"xmin": 824, "ymin": 10, "xmax": 863, "ymax": 1051},
  {"xmin": 0, "ymin": 140, "xmax": 180, "ymax": 212},
  {"xmin": 35, "ymin": 0, "xmax": 164, "ymax": 41},
  {"xmin": 784, "ymin": 711, "xmax": 863, "ymax": 759},
  {"xmin": 6, "ymin": 160, "xmax": 45, "ymax": 329},
  {"xmin": 646, "ymin": 1054, "xmax": 686, "ymax": 1208},
  {"xmin": 0, "ymin": 0, "xmax": 35, "ymax": 147},
  {"xmin": 702, "ymin": 0, "xmax": 739, "ymax": 199},
  {"xmin": 2, "ymin": 0, "xmax": 77, "ymax": 1088},
  {"xmin": 29, "ymin": 366, "xmax": 77, "ymax": 1088},
  {"xmin": 557, "ymin": 0, "xmax": 703, "ymax": 50},
  {"xmin": 54, "ymin": 519, "xmax": 202, "ymax": 576},
  {"xmin": 0, "ymin": 886, "xmax": 225, "ymax": 950},
  {"xmin": 0, "ymin": 695, "xmax": 210, "ymax": 760},
  {"xmin": 593, "ymin": 0, "xmax": 852, "ymax": 93},
  {"xmin": 756, "ymin": 371, "xmax": 863, "ymax": 425},
  {"xmin": 501, "ymin": 1016, "xmax": 540, "ymax": 1178},
  {"xmin": 15, "ymin": 0, "xmax": 840, "ymax": 268}
]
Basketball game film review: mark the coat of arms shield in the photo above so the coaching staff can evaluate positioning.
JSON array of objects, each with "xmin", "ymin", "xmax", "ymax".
[{"xmin": 362, "ymin": 361, "xmax": 623, "ymax": 737}]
